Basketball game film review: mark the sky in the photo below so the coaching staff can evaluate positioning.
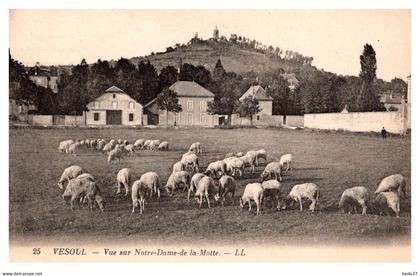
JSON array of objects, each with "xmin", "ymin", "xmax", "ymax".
[{"xmin": 9, "ymin": 9, "xmax": 410, "ymax": 81}]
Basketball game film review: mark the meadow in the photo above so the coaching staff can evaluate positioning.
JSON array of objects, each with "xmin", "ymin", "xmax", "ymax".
[{"xmin": 9, "ymin": 127, "xmax": 411, "ymax": 246}]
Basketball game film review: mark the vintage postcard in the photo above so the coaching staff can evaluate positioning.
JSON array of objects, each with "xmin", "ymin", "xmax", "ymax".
[{"xmin": 8, "ymin": 9, "xmax": 411, "ymax": 264}]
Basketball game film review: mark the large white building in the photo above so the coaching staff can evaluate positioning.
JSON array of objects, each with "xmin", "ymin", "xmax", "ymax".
[{"xmin": 85, "ymin": 86, "xmax": 143, "ymax": 126}]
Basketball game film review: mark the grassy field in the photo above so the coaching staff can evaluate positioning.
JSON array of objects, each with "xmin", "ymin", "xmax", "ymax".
[{"xmin": 9, "ymin": 127, "xmax": 411, "ymax": 246}]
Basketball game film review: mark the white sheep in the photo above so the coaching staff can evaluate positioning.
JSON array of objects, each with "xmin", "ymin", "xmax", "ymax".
[
  {"xmin": 372, "ymin": 191, "xmax": 400, "ymax": 217},
  {"xmin": 165, "ymin": 171, "xmax": 190, "ymax": 196},
  {"xmin": 188, "ymin": 173, "xmax": 206, "ymax": 202},
  {"xmin": 117, "ymin": 168, "xmax": 132, "ymax": 195},
  {"xmin": 57, "ymin": 165, "xmax": 83, "ymax": 189},
  {"xmin": 240, "ymin": 155, "xmax": 256, "ymax": 172},
  {"xmin": 131, "ymin": 172, "xmax": 160, "ymax": 213},
  {"xmin": 124, "ymin": 144, "xmax": 135, "ymax": 156},
  {"xmin": 134, "ymin": 139, "xmax": 145, "ymax": 149},
  {"xmin": 102, "ymin": 142, "xmax": 114, "ymax": 154},
  {"xmin": 77, "ymin": 173, "xmax": 95, "ymax": 182},
  {"xmin": 181, "ymin": 153, "xmax": 199, "ymax": 172},
  {"xmin": 205, "ymin": 160, "xmax": 227, "ymax": 177},
  {"xmin": 68, "ymin": 142, "xmax": 80, "ymax": 155},
  {"xmin": 157, "ymin": 141, "xmax": 169, "ymax": 151},
  {"xmin": 260, "ymin": 162, "xmax": 282, "ymax": 181},
  {"xmin": 245, "ymin": 150, "xmax": 258, "ymax": 165},
  {"xmin": 224, "ymin": 157, "xmax": 245, "ymax": 177},
  {"xmin": 62, "ymin": 177, "xmax": 104, "ymax": 211},
  {"xmin": 375, "ymin": 174, "xmax": 407, "ymax": 199},
  {"xmin": 189, "ymin": 142, "xmax": 202, "ymax": 154},
  {"xmin": 117, "ymin": 139, "xmax": 123, "ymax": 145},
  {"xmin": 338, "ymin": 186, "xmax": 370, "ymax": 215},
  {"xmin": 261, "ymin": 179, "xmax": 283, "ymax": 210},
  {"xmin": 97, "ymin": 140, "xmax": 105, "ymax": 151},
  {"xmin": 148, "ymin": 139, "xmax": 161, "ymax": 150},
  {"xmin": 283, "ymin": 183, "xmax": 319, "ymax": 212},
  {"xmin": 219, "ymin": 175, "xmax": 235, "ymax": 207},
  {"xmin": 239, "ymin": 183, "xmax": 264, "ymax": 215},
  {"xmin": 279, "ymin": 153, "xmax": 293, "ymax": 171},
  {"xmin": 172, "ymin": 161, "xmax": 186, "ymax": 173},
  {"xmin": 107, "ymin": 147, "xmax": 123, "ymax": 165},
  {"xmin": 194, "ymin": 176, "xmax": 219, "ymax": 208},
  {"xmin": 255, "ymin": 149, "xmax": 267, "ymax": 165},
  {"xmin": 143, "ymin": 140, "xmax": 152, "ymax": 149},
  {"xmin": 58, "ymin": 139, "xmax": 74, "ymax": 153}
]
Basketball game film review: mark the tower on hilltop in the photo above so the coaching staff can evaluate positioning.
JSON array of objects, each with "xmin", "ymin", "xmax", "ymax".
[{"xmin": 213, "ymin": 26, "xmax": 219, "ymax": 41}]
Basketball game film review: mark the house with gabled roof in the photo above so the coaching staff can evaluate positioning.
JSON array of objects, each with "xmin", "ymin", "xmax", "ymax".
[
  {"xmin": 239, "ymin": 85, "xmax": 273, "ymax": 117},
  {"xmin": 85, "ymin": 86, "xmax": 143, "ymax": 125}
]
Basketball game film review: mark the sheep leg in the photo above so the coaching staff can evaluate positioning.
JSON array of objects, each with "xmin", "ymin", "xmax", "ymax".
[
  {"xmin": 256, "ymin": 200, "xmax": 260, "ymax": 215},
  {"xmin": 199, "ymin": 194, "xmax": 203, "ymax": 208},
  {"xmin": 70, "ymin": 196, "xmax": 76, "ymax": 211},
  {"xmin": 124, "ymin": 183, "xmax": 129, "ymax": 196},
  {"xmin": 205, "ymin": 192, "xmax": 211, "ymax": 209},
  {"xmin": 309, "ymin": 197, "xmax": 316, "ymax": 212},
  {"xmin": 116, "ymin": 182, "xmax": 122, "ymax": 194},
  {"xmin": 132, "ymin": 200, "xmax": 136, "ymax": 213},
  {"xmin": 248, "ymin": 200, "xmax": 252, "ymax": 212},
  {"xmin": 298, "ymin": 198, "xmax": 303, "ymax": 211}
]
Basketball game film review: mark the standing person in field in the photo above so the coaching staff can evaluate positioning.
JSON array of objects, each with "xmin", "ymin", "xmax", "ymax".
[{"xmin": 381, "ymin": 127, "xmax": 387, "ymax": 139}]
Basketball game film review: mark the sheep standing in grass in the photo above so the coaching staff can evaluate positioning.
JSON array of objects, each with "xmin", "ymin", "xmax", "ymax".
[
  {"xmin": 224, "ymin": 157, "xmax": 245, "ymax": 177},
  {"xmin": 283, "ymin": 183, "xmax": 319, "ymax": 212},
  {"xmin": 68, "ymin": 142, "xmax": 80, "ymax": 155},
  {"xmin": 255, "ymin": 149, "xmax": 267, "ymax": 165},
  {"xmin": 157, "ymin": 141, "xmax": 169, "ymax": 151},
  {"xmin": 97, "ymin": 140, "xmax": 105, "ymax": 151},
  {"xmin": 172, "ymin": 161, "xmax": 186, "ymax": 173},
  {"xmin": 261, "ymin": 179, "xmax": 283, "ymax": 210},
  {"xmin": 116, "ymin": 168, "xmax": 132, "ymax": 195},
  {"xmin": 143, "ymin": 140, "xmax": 152, "ymax": 150},
  {"xmin": 57, "ymin": 165, "xmax": 83, "ymax": 189},
  {"xmin": 189, "ymin": 142, "xmax": 202, "ymax": 154},
  {"xmin": 240, "ymin": 155, "xmax": 256, "ymax": 172},
  {"xmin": 58, "ymin": 140, "xmax": 74, "ymax": 153},
  {"xmin": 205, "ymin": 160, "xmax": 227, "ymax": 177},
  {"xmin": 261, "ymin": 162, "xmax": 282, "ymax": 181},
  {"xmin": 194, "ymin": 176, "xmax": 219, "ymax": 208},
  {"xmin": 219, "ymin": 175, "xmax": 235, "ymax": 207},
  {"xmin": 165, "ymin": 171, "xmax": 190, "ymax": 196},
  {"xmin": 245, "ymin": 150, "xmax": 258, "ymax": 165},
  {"xmin": 107, "ymin": 147, "xmax": 123, "ymax": 165},
  {"xmin": 62, "ymin": 177, "xmax": 104, "ymax": 211},
  {"xmin": 131, "ymin": 172, "xmax": 160, "ymax": 214},
  {"xmin": 134, "ymin": 139, "xmax": 145, "ymax": 149},
  {"xmin": 240, "ymin": 183, "xmax": 264, "ymax": 215},
  {"xmin": 124, "ymin": 144, "xmax": 135, "ymax": 156},
  {"xmin": 102, "ymin": 142, "xmax": 114, "ymax": 154},
  {"xmin": 181, "ymin": 153, "xmax": 199, "ymax": 172},
  {"xmin": 372, "ymin": 191, "xmax": 400, "ymax": 217},
  {"xmin": 338, "ymin": 186, "xmax": 370, "ymax": 215},
  {"xmin": 375, "ymin": 174, "xmax": 407, "ymax": 199},
  {"xmin": 148, "ymin": 139, "xmax": 161, "ymax": 150},
  {"xmin": 188, "ymin": 173, "xmax": 206, "ymax": 202},
  {"xmin": 279, "ymin": 153, "xmax": 293, "ymax": 171}
]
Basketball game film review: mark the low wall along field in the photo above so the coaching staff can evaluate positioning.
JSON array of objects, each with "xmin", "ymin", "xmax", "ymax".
[{"xmin": 304, "ymin": 111, "xmax": 405, "ymax": 134}]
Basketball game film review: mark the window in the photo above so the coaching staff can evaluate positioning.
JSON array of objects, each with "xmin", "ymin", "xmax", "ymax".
[
  {"xmin": 113, "ymin": 94, "xmax": 116, "ymax": 98},
  {"xmin": 129, "ymin": 102, "xmax": 134, "ymax": 109},
  {"xmin": 187, "ymin": 101, "xmax": 193, "ymax": 111},
  {"xmin": 94, "ymin": 113, "xmax": 100, "ymax": 121},
  {"xmin": 200, "ymin": 101, "xmax": 206, "ymax": 112},
  {"xmin": 112, "ymin": 101, "xmax": 118, "ymax": 109},
  {"xmin": 187, "ymin": 113, "xmax": 193, "ymax": 125},
  {"xmin": 256, "ymin": 115, "xmax": 260, "ymax": 121},
  {"xmin": 129, "ymin": 113, "xmax": 134, "ymax": 121},
  {"xmin": 200, "ymin": 113, "xmax": 206, "ymax": 123}
]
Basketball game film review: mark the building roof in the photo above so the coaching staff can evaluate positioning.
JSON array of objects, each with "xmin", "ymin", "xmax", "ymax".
[
  {"xmin": 240, "ymin": 85, "xmax": 273, "ymax": 101},
  {"xmin": 169, "ymin": 81, "xmax": 214, "ymax": 98},
  {"xmin": 105, "ymin": 86, "xmax": 125, "ymax": 93},
  {"xmin": 143, "ymin": 98, "xmax": 157, "ymax": 108}
]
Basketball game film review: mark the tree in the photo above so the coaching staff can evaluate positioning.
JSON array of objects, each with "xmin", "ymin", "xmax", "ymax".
[
  {"xmin": 357, "ymin": 44, "xmax": 382, "ymax": 111},
  {"xmin": 156, "ymin": 87, "xmax": 182, "ymax": 125},
  {"xmin": 212, "ymin": 59, "xmax": 226, "ymax": 82},
  {"xmin": 159, "ymin": 65, "xmax": 179, "ymax": 89},
  {"xmin": 236, "ymin": 96, "xmax": 261, "ymax": 126},
  {"xmin": 179, "ymin": 63, "xmax": 212, "ymax": 88}
]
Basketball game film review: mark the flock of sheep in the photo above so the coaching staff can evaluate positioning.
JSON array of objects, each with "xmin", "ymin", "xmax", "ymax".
[{"xmin": 56, "ymin": 138, "xmax": 408, "ymax": 218}]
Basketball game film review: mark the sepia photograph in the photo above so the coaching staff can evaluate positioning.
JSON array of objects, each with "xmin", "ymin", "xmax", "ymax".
[{"xmin": 7, "ymin": 9, "xmax": 412, "ymax": 264}]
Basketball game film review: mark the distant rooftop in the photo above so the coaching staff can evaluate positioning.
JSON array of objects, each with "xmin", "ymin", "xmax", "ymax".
[
  {"xmin": 105, "ymin": 86, "xmax": 125, "ymax": 93},
  {"xmin": 240, "ymin": 85, "xmax": 273, "ymax": 101},
  {"xmin": 169, "ymin": 81, "xmax": 214, "ymax": 97}
]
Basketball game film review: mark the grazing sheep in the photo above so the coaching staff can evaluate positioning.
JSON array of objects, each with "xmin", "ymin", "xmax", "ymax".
[
  {"xmin": 134, "ymin": 139, "xmax": 145, "ymax": 149},
  {"xmin": 372, "ymin": 191, "xmax": 400, "ymax": 217},
  {"xmin": 102, "ymin": 142, "xmax": 114, "ymax": 154},
  {"xmin": 181, "ymin": 153, "xmax": 199, "ymax": 172},
  {"xmin": 143, "ymin": 140, "xmax": 152, "ymax": 149},
  {"xmin": 68, "ymin": 142, "xmax": 80, "ymax": 155},
  {"xmin": 107, "ymin": 147, "xmax": 123, "ymax": 165},
  {"xmin": 117, "ymin": 139, "xmax": 123, "ymax": 145},
  {"xmin": 338, "ymin": 186, "xmax": 370, "ymax": 215},
  {"xmin": 58, "ymin": 139, "xmax": 74, "ymax": 153},
  {"xmin": 375, "ymin": 174, "xmax": 407, "ymax": 199},
  {"xmin": 194, "ymin": 176, "xmax": 219, "ymax": 208},
  {"xmin": 240, "ymin": 155, "xmax": 256, "ymax": 172},
  {"xmin": 236, "ymin": 152, "xmax": 244, "ymax": 157},
  {"xmin": 188, "ymin": 173, "xmax": 206, "ymax": 202},
  {"xmin": 62, "ymin": 178, "xmax": 104, "ymax": 211},
  {"xmin": 97, "ymin": 140, "xmax": 105, "ymax": 151},
  {"xmin": 224, "ymin": 157, "xmax": 245, "ymax": 177},
  {"xmin": 239, "ymin": 183, "xmax": 264, "ymax": 215},
  {"xmin": 189, "ymin": 142, "xmax": 202, "ymax": 154},
  {"xmin": 157, "ymin": 141, "xmax": 169, "ymax": 151},
  {"xmin": 165, "ymin": 171, "xmax": 190, "ymax": 196},
  {"xmin": 77, "ymin": 173, "xmax": 95, "ymax": 182},
  {"xmin": 172, "ymin": 161, "xmax": 186, "ymax": 173},
  {"xmin": 283, "ymin": 183, "xmax": 319, "ymax": 212},
  {"xmin": 131, "ymin": 172, "xmax": 160, "ymax": 213},
  {"xmin": 57, "ymin": 165, "xmax": 83, "ymax": 189},
  {"xmin": 123, "ymin": 139, "xmax": 129, "ymax": 145},
  {"xmin": 117, "ymin": 168, "xmax": 132, "ymax": 195},
  {"xmin": 279, "ymin": 153, "xmax": 293, "ymax": 171},
  {"xmin": 205, "ymin": 160, "xmax": 227, "ymax": 177},
  {"xmin": 261, "ymin": 162, "xmax": 282, "ymax": 181},
  {"xmin": 261, "ymin": 179, "xmax": 283, "ymax": 210},
  {"xmin": 255, "ymin": 149, "xmax": 267, "ymax": 165},
  {"xmin": 148, "ymin": 139, "xmax": 161, "ymax": 150},
  {"xmin": 124, "ymin": 144, "xmax": 135, "ymax": 156},
  {"xmin": 89, "ymin": 139, "xmax": 97, "ymax": 150},
  {"xmin": 219, "ymin": 175, "xmax": 236, "ymax": 207}
]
